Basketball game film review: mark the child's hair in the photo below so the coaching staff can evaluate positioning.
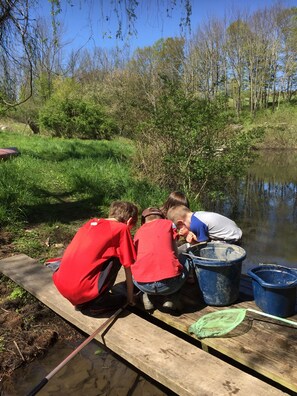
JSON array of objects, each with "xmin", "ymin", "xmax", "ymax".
[
  {"xmin": 109, "ymin": 201, "xmax": 138, "ymax": 225},
  {"xmin": 167, "ymin": 205, "xmax": 191, "ymax": 225},
  {"xmin": 141, "ymin": 207, "xmax": 165, "ymax": 225},
  {"xmin": 160, "ymin": 191, "xmax": 190, "ymax": 217}
]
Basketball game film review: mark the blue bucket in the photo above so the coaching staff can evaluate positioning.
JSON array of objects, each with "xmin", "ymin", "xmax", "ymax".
[
  {"xmin": 186, "ymin": 242, "xmax": 246, "ymax": 306},
  {"xmin": 247, "ymin": 265, "xmax": 297, "ymax": 318}
]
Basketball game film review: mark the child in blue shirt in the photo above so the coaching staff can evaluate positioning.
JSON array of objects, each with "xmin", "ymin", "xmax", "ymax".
[{"xmin": 167, "ymin": 205, "xmax": 242, "ymax": 244}]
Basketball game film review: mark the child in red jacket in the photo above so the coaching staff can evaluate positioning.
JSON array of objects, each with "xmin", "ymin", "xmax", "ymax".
[
  {"xmin": 131, "ymin": 207, "xmax": 189, "ymax": 312},
  {"xmin": 53, "ymin": 201, "xmax": 138, "ymax": 317}
]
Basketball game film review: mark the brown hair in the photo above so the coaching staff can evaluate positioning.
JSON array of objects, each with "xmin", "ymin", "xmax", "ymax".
[
  {"xmin": 109, "ymin": 201, "xmax": 138, "ymax": 225},
  {"xmin": 167, "ymin": 205, "xmax": 191, "ymax": 224},
  {"xmin": 160, "ymin": 191, "xmax": 190, "ymax": 217},
  {"xmin": 141, "ymin": 207, "xmax": 165, "ymax": 225}
]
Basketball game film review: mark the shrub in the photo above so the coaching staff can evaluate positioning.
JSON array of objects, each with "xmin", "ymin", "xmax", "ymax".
[
  {"xmin": 135, "ymin": 87, "xmax": 264, "ymax": 199},
  {"xmin": 39, "ymin": 97, "xmax": 118, "ymax": 139}
]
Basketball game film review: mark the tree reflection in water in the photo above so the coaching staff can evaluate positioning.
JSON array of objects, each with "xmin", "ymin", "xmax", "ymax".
[{"xmin": 204, "ymin": 150, "xmax": 297, "ymax": 273}]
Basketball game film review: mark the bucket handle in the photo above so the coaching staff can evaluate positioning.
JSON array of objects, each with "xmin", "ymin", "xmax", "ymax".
[
  {"xmin": 181, "ymin": 252, "xmax": 195, "ymax": 269},
  {"xmin": 179, "ymin": 252, "xmax": 222, "ymax": 270},
  {"xmin": 182, "ymin": 252, "xmax": 229, "ymax": 262}
]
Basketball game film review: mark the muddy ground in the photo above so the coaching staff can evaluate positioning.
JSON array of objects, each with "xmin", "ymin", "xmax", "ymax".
[{"xmin": 0, "ymin": 231, "xmax": 83, "ymax": 391}]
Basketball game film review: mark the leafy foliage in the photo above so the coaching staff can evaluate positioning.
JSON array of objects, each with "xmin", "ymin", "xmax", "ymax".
[
  {"xmin": 39, "ymin": 78, "xmax": 118, "ymax": 139},
  {"xmin": 9, "ymin": 286, "xmax": 27, "ymax": 301},
  {"xmin": 135, "ymin": 86, "xmax": 264, "ymax": 199}
]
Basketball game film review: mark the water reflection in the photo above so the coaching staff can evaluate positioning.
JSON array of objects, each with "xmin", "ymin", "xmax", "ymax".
[
  {"xmin": 206, "ymin": 150, "xmax": 297, "ymax": 273},
  {"xmin": 7, "ymin": 340, "xmax": 168, "ymax": 396}
]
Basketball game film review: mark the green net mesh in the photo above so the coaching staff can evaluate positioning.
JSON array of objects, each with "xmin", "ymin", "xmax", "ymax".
[{"xmin": 189, "ymin": 309, "xmax": 247, "ymax": 339}]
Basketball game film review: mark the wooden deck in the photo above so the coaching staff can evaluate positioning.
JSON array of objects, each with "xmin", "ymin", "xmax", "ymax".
[
  {"xmin": 1, "ymin": 254, "xmax": 295, "ymax": 395},
  {"xmin": 147, "ymin": 276, "xmax": 297, "ymax": 394}
]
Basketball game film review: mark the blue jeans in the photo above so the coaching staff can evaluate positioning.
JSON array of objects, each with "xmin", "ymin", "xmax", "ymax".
[
  {"xmin": 45, "ymin": 259, "xmax": 61, "ymax": 272},
  {"xmin": 133, "ymin": 256, "xmax": 190, "ymax": 296}
]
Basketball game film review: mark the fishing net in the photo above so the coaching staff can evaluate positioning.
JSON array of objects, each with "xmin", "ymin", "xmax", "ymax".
[
  {"xmin": 189, "ymin": 309, "xmax": 247, "ymax": 339},
  {"xmin": 189, "ymin": 307, "xmax": 297, "ymax": 339}
]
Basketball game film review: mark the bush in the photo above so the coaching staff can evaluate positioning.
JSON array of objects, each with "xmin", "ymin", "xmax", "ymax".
[
  {"xmin": 39, "ymin": 97, "xmax": 118, "ymax": 139},
  {"xmin": 135, "ymin": 87, "xmax": 264, "ymax": 199}
]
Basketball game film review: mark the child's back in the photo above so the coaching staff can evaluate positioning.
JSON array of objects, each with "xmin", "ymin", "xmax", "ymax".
[
  {"xmin": 52, "ymin": 201, "xmax": 138, "ymax": 316},
  {"xmin": 132, "ymin": 218, "xmax": 182, "ymax": 283},
  {"xmin": 53, "ymin": 218, "xmax": 135, "ymax": 305},
  {"xmin": 132, "ymin": 207, "xmax": 190, "ymax": 313}
]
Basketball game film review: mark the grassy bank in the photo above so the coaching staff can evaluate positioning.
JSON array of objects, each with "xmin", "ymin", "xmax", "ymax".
[
  {"xmin": 0, "ymin": 127, "xmax": 166, "ymax": 262},
  {"xmin": 242, "ymin": 102, "xmax": 297, "ymax": 149}
]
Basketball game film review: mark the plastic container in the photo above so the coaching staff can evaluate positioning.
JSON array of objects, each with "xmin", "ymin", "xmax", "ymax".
[
  {"xmin": 185, "ymin": 242, "xmax": 246, "ymax": 306},
  {"xmin": 247, "ymin": 265, "xmax": 297, "ymax": 317}
]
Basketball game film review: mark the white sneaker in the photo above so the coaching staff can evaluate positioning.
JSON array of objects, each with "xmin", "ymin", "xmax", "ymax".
[
  {"xmin": 162, "ymin": 299, "xmax": 174, "ymax": 309},
  {"xmin": 162, "ymin": 294, "xmax": 183, "ymax": 312},
  {"xmin": 142, "ymin": 293, "xmax": 154, "ymax": 310}
]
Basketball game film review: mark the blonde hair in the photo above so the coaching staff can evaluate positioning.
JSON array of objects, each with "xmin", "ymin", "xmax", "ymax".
[
  {"xmin": 167, "ymin": 205, "xmax": 191, "ymax": 225},
  {"xmin": 160, "ymin": 191, "xmax": 190, "ymax": 217},
  {"xmin": 109, "ymin": 201, "xmax": 138, "ymax": 225}
]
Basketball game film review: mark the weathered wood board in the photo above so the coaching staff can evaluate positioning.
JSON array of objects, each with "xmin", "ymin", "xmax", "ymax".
[
  {"xmin": 149, "ymin": 273, "xmax": 297, "ymax": 393},
  {"xmin": 0, "ymin": 254, "xmax": 286, "ymax": 396}
]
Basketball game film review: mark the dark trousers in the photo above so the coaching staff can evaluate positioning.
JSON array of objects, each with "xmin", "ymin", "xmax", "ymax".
[{"xmin": 96, "ymin": 257, "xmax": 122, "ymax": 298}]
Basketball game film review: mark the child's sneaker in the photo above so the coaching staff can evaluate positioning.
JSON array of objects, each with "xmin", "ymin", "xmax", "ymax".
[
  {"xmin": 142, "ymin": 293, "xmax": 154, "ymax": 311},
  {"xmin": 162, "ymin": 293, "xmax": 183, "ymax": 312}
]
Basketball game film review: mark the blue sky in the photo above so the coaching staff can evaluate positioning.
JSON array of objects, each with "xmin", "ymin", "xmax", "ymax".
[{"xmin": 40, "ymin": 0, "xmax": 297, "ymax": 53}]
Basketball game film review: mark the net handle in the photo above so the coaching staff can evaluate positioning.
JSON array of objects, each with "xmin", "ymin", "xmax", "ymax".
[{"xmin": 247, "ymin": 308, "xmax": 297, "ymax": 327}]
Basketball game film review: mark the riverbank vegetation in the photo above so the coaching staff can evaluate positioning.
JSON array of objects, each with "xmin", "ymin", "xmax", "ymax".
[{"xmin": 246, "ymin": 103, "xmax": 297, "ymax": 149}]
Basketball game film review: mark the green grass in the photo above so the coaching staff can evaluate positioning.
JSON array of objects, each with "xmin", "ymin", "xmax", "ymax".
[
  {"xmin": 241, "ymin": 102, "xmax": 297, "ymax": 149},
  {"xmin": 0, "ymin": 127, "xmax": 167, "ymax": 260}
]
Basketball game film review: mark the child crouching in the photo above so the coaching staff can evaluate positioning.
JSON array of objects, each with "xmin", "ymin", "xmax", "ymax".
[
  {"xmin": 53, "ymin": 201, "xmax": 138, "ymax": 317},
  {"xmin": 131, "ymin": 207, "xmax": 189, "ymax": 313}
]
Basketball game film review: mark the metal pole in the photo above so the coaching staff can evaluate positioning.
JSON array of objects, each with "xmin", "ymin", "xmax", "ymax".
[{"xmin": 26, "ymin": 305, "xmax": 126, "ymax": 396}]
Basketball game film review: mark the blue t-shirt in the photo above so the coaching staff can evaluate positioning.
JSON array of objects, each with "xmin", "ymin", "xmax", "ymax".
[
  {"xmin": 190, "ymin": 211, "xmax": 242, "ymax": 242},
  {"xmin": 189, "ymin": 214, "xmax": 209, "ymax": 242}
]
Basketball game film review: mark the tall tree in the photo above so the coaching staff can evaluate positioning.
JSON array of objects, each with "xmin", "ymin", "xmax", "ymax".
[
  {"xmin": 0, "ymin": 0, "xmax": 38, "ymax": 107},
  {"xmin": 225, "ymin": 18, "xmax": 250, "ymax": 115},
  {"xmin": 187, "ymin": 18, "xmax": 226, "ymax": 100},
  {"xmin": 129, "ymin": 37, "xmax": 185, "ymax": 112},
  {"xmin": 277, "ymin": 7, "xmax": 297, "ymax": 102}
]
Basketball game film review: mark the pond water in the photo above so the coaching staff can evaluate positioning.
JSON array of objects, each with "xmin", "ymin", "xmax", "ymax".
[
  {"xmin": 7, "ymin": 340, "xmax": 169, "ymax": 396},
  {"xmin": 6, "ymin": 149, "xmax": 297, "ymax": 396},
  {"xmin": 207, "ymin": 149, "xmax": 297, "ymax": 273}
]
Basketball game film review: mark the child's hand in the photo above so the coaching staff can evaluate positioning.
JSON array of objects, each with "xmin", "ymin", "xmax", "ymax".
[{"xmin": 186, "ymin": 231, "xmax": 197, "ymax": 243}]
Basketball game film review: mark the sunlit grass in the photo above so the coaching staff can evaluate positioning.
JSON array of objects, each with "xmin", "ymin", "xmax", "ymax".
[
  {"xmin": 0, "ymin": 130, "xmax": 166, "ymax": 259},
  {"xmin": 242, "ymin": 103, "xmax": 297, "ymax": 149}
]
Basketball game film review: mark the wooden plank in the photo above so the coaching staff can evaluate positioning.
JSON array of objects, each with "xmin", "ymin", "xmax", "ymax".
[
  {"xmin": 149, "ymin": 275, "xmax": 297, "ymax": 393},
  {"xmin": 0, "ymin": 254, "xmax": 284, "ymax": 396}
]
